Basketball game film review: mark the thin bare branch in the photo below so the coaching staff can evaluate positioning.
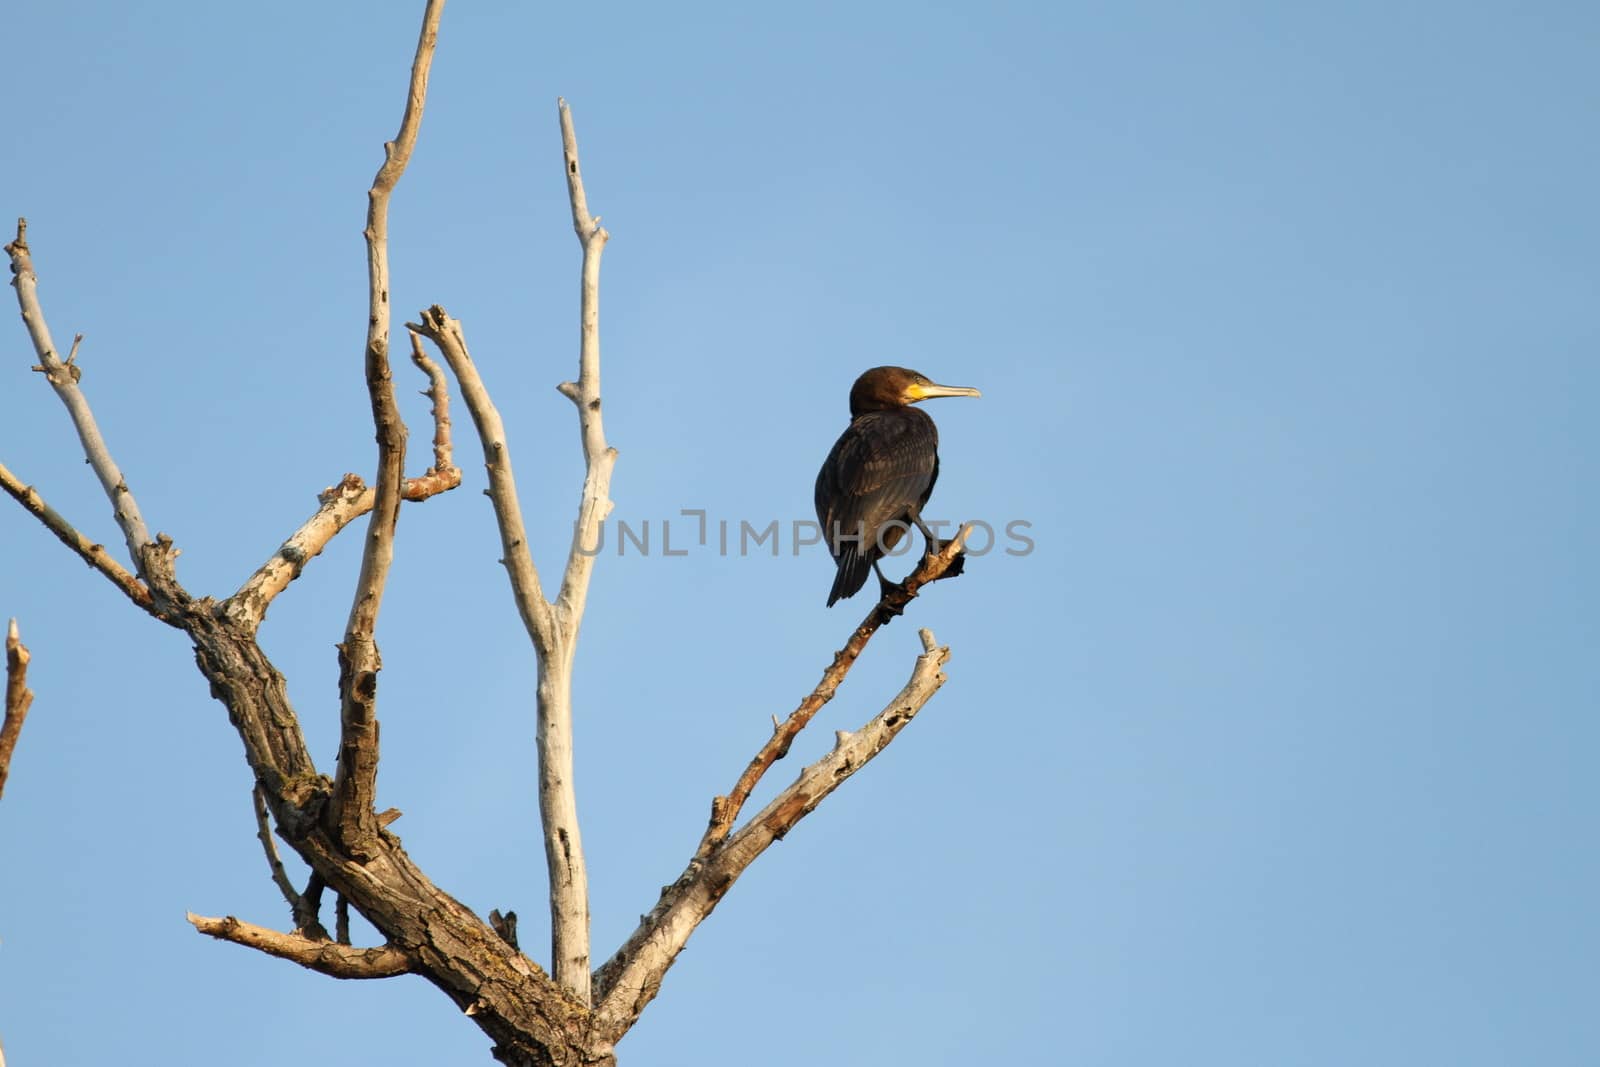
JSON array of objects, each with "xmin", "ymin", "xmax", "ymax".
[
  {"xmin": 330, "ymin": 0, "xmax": 444, "ymax": 851},
  {"xmin": 529, "ymin": 97, "xmax": 618, "ymax": 1005},
  {"xmin": 226, "ymin": 474, "xmax": 371, "ymax": 626},
  {"xmin": 0, "ymin": 461, "xmax": 154, "ymax": 611},
  {"xmin": 699, "ymin": 529, "xmax": 971, "ymax": 850},
  {"xmin": 553, "ymin": 98, "xmax": 617, "ymax": 625},
  {"xmin": 253, "ymin": 783, "xmax": 304, "ymax": 911},
  {"xmin": 407, "ymin": 328, "xmax": 461, "ymax": 493},
  {"xmin": 586, "ymin": 535, "xmax": 969, "ymax": 1037},
  {"xmin": 409, "ymin": 308, "xmax": 557, "ymax": 656},
  {"xmin": 1, "ymin": 618, "xmax": 35, "ymax": 801},
  {"xmin": 224, "ymin": 338, "xmax": 460, "ymax": 631},
  {"xmin": 405, "ymin": 99, "xmax": 614, "ymax": 1005},
  {"xmin": 592, "ymin": 629, "xmax": 954, "ymax": 1039},
  {"xmin": 302, "ymin": 872, "xmax": 327, "ymax": 922},
  {"xmin": 253, "ymin": 784, "xmax": 330, "ymax": 940},
  {"xmin": 5, "ymin": 219, "xmax": 154, "ymax": 573},
  {"xmin": 412, "ymin": 302, "xmax": 595, "ymax": 997},
  {"xmin": 187, "ymin": 912, "xmax": 413, "ymax": 979}
]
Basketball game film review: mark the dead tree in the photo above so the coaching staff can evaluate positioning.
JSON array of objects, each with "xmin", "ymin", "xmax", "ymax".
[{"xmin": 0, "ymin": 2, "xmax": 969, "ymax": 1063}]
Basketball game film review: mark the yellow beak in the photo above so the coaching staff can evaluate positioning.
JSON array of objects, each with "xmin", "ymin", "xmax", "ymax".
[{"xmin": 907, "ymin": 381, "xmax": 982, "ymax": 402}]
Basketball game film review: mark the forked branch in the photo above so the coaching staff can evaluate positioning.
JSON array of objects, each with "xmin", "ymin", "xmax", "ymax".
[
  {"xmin": 701, "ymin": 529, "xmax": 971, "ymax": 849},
  {"xmin": 406, "ymin": 98, "xmax": 614, "ymax": 1005},
  {"xmin": 592, "ymin": 628, "xmax": 955, "ymax": 1039},
  {"xmin": 586, "ymin": 536, "xmax": 969, "ymax": 1035}
]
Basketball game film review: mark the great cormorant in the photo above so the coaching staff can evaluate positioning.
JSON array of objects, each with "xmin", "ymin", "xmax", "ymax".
[{"xmin": 814, "ymin": 366, "xmax": 981, "ymax": 606}]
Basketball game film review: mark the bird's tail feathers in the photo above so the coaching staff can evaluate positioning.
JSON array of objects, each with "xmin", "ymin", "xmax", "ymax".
[{"xmin": 826, "ymin": 547, "xmax": 874, "ymax": 607}]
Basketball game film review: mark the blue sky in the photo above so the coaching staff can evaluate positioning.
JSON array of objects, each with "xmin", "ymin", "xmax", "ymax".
[{"xmin": 2, "ymin": 1, "xmax": 1595, "ymax": 1064}]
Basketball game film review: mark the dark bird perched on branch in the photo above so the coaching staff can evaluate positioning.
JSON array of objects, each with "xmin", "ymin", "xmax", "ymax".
[{"xmin": 814, "ymin": 366, "xmax": 981, "ymax": 607}]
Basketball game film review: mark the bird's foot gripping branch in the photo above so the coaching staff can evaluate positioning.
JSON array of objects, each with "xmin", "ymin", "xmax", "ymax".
[{"xmin": 871, "ymin": 529, "xmax": 972, "ymax": 624}]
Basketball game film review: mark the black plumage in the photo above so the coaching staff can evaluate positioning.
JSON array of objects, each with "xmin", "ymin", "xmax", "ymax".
[{"xmin": 814, "ymin": 366, "xmax": 981, "ymax": 606}]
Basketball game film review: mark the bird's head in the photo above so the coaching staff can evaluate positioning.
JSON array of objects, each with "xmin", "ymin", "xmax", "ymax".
[{"xmin": 848, "ymin": 366, "xmax": 982, "ymax": 416}]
